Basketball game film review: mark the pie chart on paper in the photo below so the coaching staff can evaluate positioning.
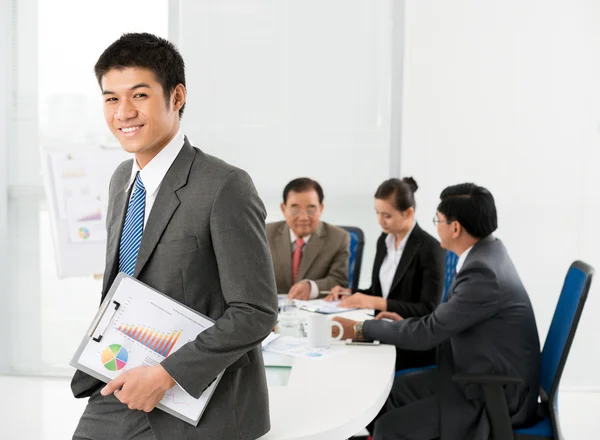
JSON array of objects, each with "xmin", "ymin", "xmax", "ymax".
[{"xmin": 101, "ymin": 344, "xmax": 128, "ymax": 371}]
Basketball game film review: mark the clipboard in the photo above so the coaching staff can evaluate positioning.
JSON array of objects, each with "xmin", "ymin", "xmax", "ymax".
[{"xmin": 70, "ymin": 273, "xmax": 224, "ymax": 426}]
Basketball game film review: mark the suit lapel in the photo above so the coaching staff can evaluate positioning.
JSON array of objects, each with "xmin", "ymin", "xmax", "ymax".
[
  {"xmin": 274, "ymin": 223, "xmax": 293, "ymax": 289},
  {"xmin": 103, "ymin": 162, "xmax": 133, "ymax": 296},
  {"xmin": 133, "ymin": 139, "xmax": 195, "ymax": 277},
  {"xmin": 297, "ymin": 222, "xmax": 325, "ymax": 281},
  {"xmin": 372, "ymin": 234, "xmax": 388, "ymax": 295},
  {"xmin": 389, "ymin": 223, "xmax": 423, "ymax": 293}
]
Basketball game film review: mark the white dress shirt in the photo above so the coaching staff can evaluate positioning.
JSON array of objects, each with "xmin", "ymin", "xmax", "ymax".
[
  {"xmin": 378, "ymin": 223, "xmax": 416, "ymax": 299},
  {"xmin": 124, "ymin": 130, "xmax": 185, "ymax": 228},
  {"xmin": 289, "ymin": 229, "xmax": 319, "ymax": 299},
  {"xmin": 455, "ymin": 245, "xmax": 474, "ymax": 274}
]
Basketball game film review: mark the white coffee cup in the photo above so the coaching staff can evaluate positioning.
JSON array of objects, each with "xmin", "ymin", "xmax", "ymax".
[{"xmin": 306, "ymin": 314, "xmax": 344, "ymax": 348}]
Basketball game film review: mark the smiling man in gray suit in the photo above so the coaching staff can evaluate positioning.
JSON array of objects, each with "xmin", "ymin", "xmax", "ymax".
[{"xmin": 70, "ymin": 33, "xmax": 278, "ymax": 440}]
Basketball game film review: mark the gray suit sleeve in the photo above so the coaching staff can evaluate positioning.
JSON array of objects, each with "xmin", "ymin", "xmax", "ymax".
[
  {"xmin": 363, "ymin": 265, "xmax": 503, "ymax": 350},
  {"xmin": 313, "ymin": 231, "xmax": 350, "ymax": 291},
  {"xmin": 160, "ymin": 169, "xmax": 278, "ymax": 398}
]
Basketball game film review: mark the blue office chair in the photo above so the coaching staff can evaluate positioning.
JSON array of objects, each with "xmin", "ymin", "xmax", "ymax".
[
  {"xmin": 454, "ymin": 260, "xmax": 594, "ymax": 440},
  {"xmin": 394, "ymin": 251, "xmax": 458, "ymax": 379},
  {"xmin": 339, "ymin": 226, "xmax": 365, "ymax": 292}
]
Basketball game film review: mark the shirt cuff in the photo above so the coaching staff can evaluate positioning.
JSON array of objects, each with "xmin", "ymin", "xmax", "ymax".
[{"xmin": 308, "ymin": 280, "xmax": 319, "ymax": 299}]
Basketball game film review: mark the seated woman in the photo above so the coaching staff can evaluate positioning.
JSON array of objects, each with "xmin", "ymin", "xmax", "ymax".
[{"xmin": 327, "ymin": 177, "xmax": 445, "ymax": 370}]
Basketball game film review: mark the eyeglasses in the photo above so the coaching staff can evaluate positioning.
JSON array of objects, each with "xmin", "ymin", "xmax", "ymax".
[
  {"xmin": 432, "ymin": 216, "xmax": 451, "ymax": 226},
  {"xmin": 287, "ymin": 207, "xmax": 319, "ymax": 217}
]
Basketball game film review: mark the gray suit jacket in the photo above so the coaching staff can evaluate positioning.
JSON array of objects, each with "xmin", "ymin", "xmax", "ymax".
[
  {"xmin": 71, "ymin": 139, "xmax": 278, "ymax": 440},
  {"xmin": 266, "ymin": 221, "xmax": 350, "ymax": 293},
  {"xmin": 364, "ymin": 236, "xmax": 541, "ymax": 440}
]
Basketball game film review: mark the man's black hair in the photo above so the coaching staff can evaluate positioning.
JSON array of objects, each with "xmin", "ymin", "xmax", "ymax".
[
  {"xmin": 95, "ymin": 32, "xmax": 186, "ymax": 118},
  {"xmin": 283, "ymin": 178, "xmax": 324, "ymax": 204},
  {"xmin": 437, "ymin": 183, "xmax": 498, "ymax": 238}
]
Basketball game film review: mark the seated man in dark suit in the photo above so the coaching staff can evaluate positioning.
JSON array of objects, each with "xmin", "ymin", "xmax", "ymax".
[
  {"xmin": 267, "ymin": 178, "xmax": 350, "ymax": 300},
  {"xmin": 333, "ymin": 183, "xmax": 541, "ymax": 440}
]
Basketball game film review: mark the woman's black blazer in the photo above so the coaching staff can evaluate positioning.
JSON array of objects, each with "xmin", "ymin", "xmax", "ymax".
[{"xmin": 360, "ymin": 222, "xmax": 445, "ymax": 370}]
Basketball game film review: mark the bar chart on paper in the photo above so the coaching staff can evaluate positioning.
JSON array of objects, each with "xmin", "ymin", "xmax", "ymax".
[{"xmin": 117, "ymin": 324, "xmax": 183, "ymax": 357}]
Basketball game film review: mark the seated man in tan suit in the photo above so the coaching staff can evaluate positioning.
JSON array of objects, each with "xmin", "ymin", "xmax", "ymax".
[{"xmin": 267, "ymin": 178, "xmax": 350, "ymax": 300}]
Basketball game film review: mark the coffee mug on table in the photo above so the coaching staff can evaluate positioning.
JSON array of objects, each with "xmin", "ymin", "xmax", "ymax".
[{"xmin": 306, "ymin": 314, "xmax": 344, "ymax": 348}]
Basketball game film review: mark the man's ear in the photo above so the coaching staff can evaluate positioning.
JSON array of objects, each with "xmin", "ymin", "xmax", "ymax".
[
  {"xmin": 171, "ymin": 83, "xmax": 187, "ymax": 113},
  {"xmin": 452, "ymin": 221, "xmax": 461, "ymax": 239},
  {"xmin": 280, "ymin": 202, "xmax": 286, "ymax": 216}
]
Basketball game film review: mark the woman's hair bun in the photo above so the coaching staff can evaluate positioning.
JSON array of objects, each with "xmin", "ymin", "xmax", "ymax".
[{"xmin": 402, "ymin": 177, "xmax": 418, "ymax": 193}]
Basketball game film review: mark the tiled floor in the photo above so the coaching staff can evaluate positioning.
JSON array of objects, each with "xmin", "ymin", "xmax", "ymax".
[{"xmin": 1, "ymin": 375, "xmax": 599, "ymax": 439}]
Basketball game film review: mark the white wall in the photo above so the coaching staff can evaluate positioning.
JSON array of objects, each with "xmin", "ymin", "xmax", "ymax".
[
  {"xmin": 0, "ymin": 0, "xmax": 13, "ymax": 372},
  {"xmin": 401, "ymin": 0, "xmax": 600, "ymax": 389},
  {"xmin": 173, "ymin": 0, "xmax": 400, "ymax": 288}
]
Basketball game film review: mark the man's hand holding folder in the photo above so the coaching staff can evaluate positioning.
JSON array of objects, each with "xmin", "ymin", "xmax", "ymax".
[{"xmin": 101, "ymin": 364, "xmax": 176, "ymax": 412}]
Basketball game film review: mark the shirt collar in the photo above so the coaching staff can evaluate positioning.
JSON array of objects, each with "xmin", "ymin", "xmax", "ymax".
[
  {"xmin": 385, "ymin": 221, "xmax": 416, "ymax": 253},
  {"xmin": 289, "ymin": 228, "xmax": 311, "ymax": 245},
  {"xmin": 124, "ymin": 130, "xmax": 185, "ymax": 196},
  {"xmin": 456, "ymin": 245, "xmax": 474, "ymax": 274}
]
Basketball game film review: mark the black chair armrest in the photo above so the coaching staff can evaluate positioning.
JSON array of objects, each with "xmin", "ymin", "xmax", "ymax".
[{"xmin": 452, "ymin": 374, "xmax": 522, "ymax": 439}]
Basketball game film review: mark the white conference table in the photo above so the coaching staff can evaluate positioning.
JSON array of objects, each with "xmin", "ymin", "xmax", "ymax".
[{"xmin": 259, "ymin": 308, "xmax": 396, "ymax": 440}]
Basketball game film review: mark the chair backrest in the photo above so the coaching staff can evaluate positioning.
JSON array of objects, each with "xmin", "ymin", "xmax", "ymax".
[
  {"xmin": 338, "ymin": 226, "xmax": 365, "ymax": 292},
  {"xmin": 442, "ymin": 251, "xmax": 459, "ymax": 303},
  {"xmin": 541, "ymin": 260, "xmax": 594, "ymax": 403}
]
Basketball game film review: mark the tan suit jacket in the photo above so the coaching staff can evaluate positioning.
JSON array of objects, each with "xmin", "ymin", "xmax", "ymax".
[{"xmin": 266, "ymin": 221, "xmax": 350, "ymax": 293}]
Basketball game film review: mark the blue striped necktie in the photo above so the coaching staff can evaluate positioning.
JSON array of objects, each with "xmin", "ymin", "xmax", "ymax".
[{"xmin": 119, "ymin": 172, "xmax": 146, "ymax": 276}]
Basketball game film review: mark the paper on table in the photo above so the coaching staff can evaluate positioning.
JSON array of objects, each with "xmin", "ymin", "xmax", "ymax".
[
  {"xmin": 263, "ymin": 336, "xmax": 347, "ymax": 359},
  {"xmin": 261, "ymin": 332, "xmax": 281, "ymax": 348},
  {"xmin": 293, "ymin": 299, "xmax": 358, "ymax": 314}
]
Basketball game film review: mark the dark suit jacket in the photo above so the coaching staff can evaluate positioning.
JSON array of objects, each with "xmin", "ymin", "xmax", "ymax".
[
  {"xmin": 266, "ymin": 221, "xmax": 350, "ymax": 293},
  {"xmin": 364, "ymin": 236, "xmax": 541, "ymax": 440},
  {"xmin": 361, "ymin": 223, "xmax": 445, "ymax": 370},
  {"xmin": 71, "ymin": 139, "xmax": 278, "ymax": 440}
]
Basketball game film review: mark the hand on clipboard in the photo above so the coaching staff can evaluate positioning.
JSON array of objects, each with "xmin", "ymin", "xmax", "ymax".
[{"xmin": 101, "ymin": 363, "xmax": 176, "ymax": 413}]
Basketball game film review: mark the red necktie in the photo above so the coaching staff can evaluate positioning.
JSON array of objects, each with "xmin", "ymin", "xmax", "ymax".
[{"xmin": 292, "ymin": 237, "xmax": 305, "ymax": 284}]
